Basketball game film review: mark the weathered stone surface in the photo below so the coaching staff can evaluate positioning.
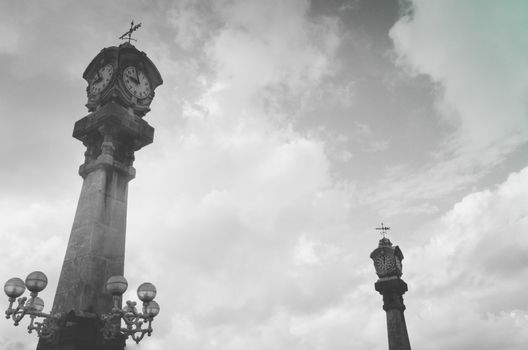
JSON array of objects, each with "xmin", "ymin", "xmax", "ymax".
[
  {"xmin": 52, "ymin": 165, "xmax": 129, "ymax": 315},
  {"xmin": 73, "ymin": 101, "xmax": 154, "ymax": 153},
  {"xmin": 386, "ymin": 309, "xmax": 411, "ymax": 350}
]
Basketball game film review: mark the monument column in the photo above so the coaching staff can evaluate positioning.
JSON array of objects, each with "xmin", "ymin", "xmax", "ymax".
[
  {"xmin": 52, "ymin": 103, "xmax": 150, "ymax": 317},
  {"xmin": 375, "ymin": 278, "xmax": 411, "ymax": 350},
  {"xmin": 36, "ymin": 40, "xmax": 162, "ymax": 350},
  {"xmin": 370, "ymin": 225, "xmax": 411, "ymax": 350}
]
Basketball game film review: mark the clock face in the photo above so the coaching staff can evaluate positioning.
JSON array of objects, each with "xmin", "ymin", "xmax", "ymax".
[
  {"xmin": 375, "ymin": 254, "xmax": 395, "ymax": 275},
  {"xmin": 123, "ymin": 66, "xmax": 151, "ymax": 99},
  {"xmin": 89, "ymin": 64, "xmax": 114, "ymax": 95}
]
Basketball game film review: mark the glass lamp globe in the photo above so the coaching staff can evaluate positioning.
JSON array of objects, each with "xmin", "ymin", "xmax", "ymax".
[
  {"xmin": 4, "ymin": 277, "xmax": 26, "ymax": 298},
  {"xmin": 137, "ymin": 282, "xmax": 156, "ymax": 302},
  {"xmin": 25, "ymin": 271, "xmax": 48, "ymax": 293},
  {"xmin": 30, "ymin": 297, "xmax": 45, "ymax": 312},
  {"xmin": 106, "ymin": 276, "xmax": 128, "ymax": 296},
  {"xmin": 145, "ymin": 300, "xmax": 160, "ymax": 318}
]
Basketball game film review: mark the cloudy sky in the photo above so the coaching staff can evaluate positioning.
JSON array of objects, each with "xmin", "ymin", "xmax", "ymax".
[{"xmin": 1, "ymin": 0, "xmax": 527, "ymax": 349}]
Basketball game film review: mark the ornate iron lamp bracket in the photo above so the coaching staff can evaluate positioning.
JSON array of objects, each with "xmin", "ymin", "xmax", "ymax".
[
  {"xmin": 100, "ymin": 276, "xmax": 160, "ymax": 344},
  {"xmin": 101, "ymin": 299, "xmax": 156, "ymax": 344},
  {"xmin": 4, "ymin": 272, "xmax": 62, "ymax": 342}
]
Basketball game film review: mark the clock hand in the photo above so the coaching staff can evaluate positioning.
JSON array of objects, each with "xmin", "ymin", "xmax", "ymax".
[{"xmin": 129, "ymin": 72, "xmax": 139, "ymax": 85}]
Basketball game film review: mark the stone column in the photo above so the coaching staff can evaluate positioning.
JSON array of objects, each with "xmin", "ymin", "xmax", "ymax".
[
  {"xmin": 37, "ymin": 102, "xmax": 154, "ymax": 350},
  {"xmin": 375, "ymin": 278, "xmax": 411, "ymax": 350}
]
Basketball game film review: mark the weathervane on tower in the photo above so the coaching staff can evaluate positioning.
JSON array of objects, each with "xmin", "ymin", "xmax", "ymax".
[
  {"xmin": 119, "ymin": 20, "xmax": 142, "ymax": 43},
  {"xmin": 375, "ymin": 222, "xmax": 390, "ymax": 238}
]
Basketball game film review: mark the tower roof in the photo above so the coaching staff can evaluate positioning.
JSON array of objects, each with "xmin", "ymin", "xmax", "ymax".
[{"xmin": 378, "ymin": 237, "xmax": 393, "ymax": 248}]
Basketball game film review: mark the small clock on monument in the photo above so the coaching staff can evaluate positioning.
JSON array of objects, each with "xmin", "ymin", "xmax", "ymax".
[
  {"xmin": 370, "ymin": 237, "xmax": 404, "ymax": 280},
  {"xmin": 84, "ymin": 42, "xmax": 162, "ymax": 118}
]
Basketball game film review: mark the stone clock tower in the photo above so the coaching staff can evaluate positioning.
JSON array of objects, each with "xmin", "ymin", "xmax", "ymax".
[
  {"xmin": 370, "ymin": 234, "xmax": 411, "ymax": 350},
  {"xmin": 37, "ymin": 42, "xmax": 162, "ymax": 349}
]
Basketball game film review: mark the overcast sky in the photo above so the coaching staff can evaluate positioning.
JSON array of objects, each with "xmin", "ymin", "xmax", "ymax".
[{"xmin": 1, "ymin": 0, "xmax": 527, "ymax": 349}]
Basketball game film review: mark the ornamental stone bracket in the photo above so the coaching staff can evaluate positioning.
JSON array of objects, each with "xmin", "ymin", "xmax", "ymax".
[
  {"xmin": 73, "ymin": 101, "xmax": 154, "ymax": 180},
  {"xmin": 375, "ymin": 278, "xmax": 408, "ymax": 312}
]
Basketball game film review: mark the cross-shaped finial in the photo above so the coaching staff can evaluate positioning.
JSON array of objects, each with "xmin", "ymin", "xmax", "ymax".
[
  {"xmin": 375, "ymin": 222, "xmax": 390, "ymax": 238},
  {"xmin": 119, "ymin": 21, "xmax": 142, "ymax": 43}
]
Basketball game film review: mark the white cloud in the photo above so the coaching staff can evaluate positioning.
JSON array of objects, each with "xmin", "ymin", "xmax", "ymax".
[
  {"xmin": 0, "ymin": 197, "xmax": 73, "ymax": 349},
  {"xmin": 200, "ymin": 0, "xmax": 340, "ymax": 119},
  {"xmin": 168, "ymin": 0, "xmax": 216, "ymax": 50},
  {"xmin": 404, "ymin": 166, "xmax": 528, "ymax": 349},
  {"xmin": 391, "ymin": 1, "xmax": 528, "ymax": 151},
  {"xmin": 364, "ymin": 1, "xmax": 528, "ymax": 216},
  {"xmin": 0, "ymin": 22, "xmax": 19, "ymax": 54}
]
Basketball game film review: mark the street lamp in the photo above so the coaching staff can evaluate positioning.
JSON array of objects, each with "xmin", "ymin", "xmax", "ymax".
[
  {"xmin": 4, "ymin": 271, "xmax": 60, "ymax": 342},
  {"xmin": 101, "ymin": 276, "xmax": 161, "ymax": 344},
  {"xmin": 4, "ymin": 273, "xmax": 160, "ymax": 345}
]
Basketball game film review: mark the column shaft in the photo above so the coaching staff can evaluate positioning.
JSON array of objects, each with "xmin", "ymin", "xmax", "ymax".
[
  {"xmin": 37, "ymin": 103, "xmax": 153, "ymax": 350},
  {"xmin": 385, "ymin": 308, "xmax": 411, "ymax": 350},
  {"xmin": 52, "ymin": 165, "xmax": 130, "ymax": 315}
]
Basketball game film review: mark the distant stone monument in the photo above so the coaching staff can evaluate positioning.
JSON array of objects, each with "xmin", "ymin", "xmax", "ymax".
[
  {"xmin": 36, "ymin": 37, "xmax": 162, "ymax": 349},
  {"xmin": 370, "ymin": 224, "xmax": 411, "ymax": 350}
]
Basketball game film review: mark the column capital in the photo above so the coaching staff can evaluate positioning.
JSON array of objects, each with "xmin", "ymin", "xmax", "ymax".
[
  {"xmin": 78, "ymin": 158, "xmax": 136, "ymax": 180},
  {"xmin": 72, "ymin": 101, "xmax": 154, "ymax": 179},
  {"xmin": 375, "ymin": 278, "xmax": 408, "ymax": 311}
]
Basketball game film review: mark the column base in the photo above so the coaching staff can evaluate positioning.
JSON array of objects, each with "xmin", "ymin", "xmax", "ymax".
[{"xmin": 36, "ymin": 312, "xmax": 125, "ymax": 350}]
